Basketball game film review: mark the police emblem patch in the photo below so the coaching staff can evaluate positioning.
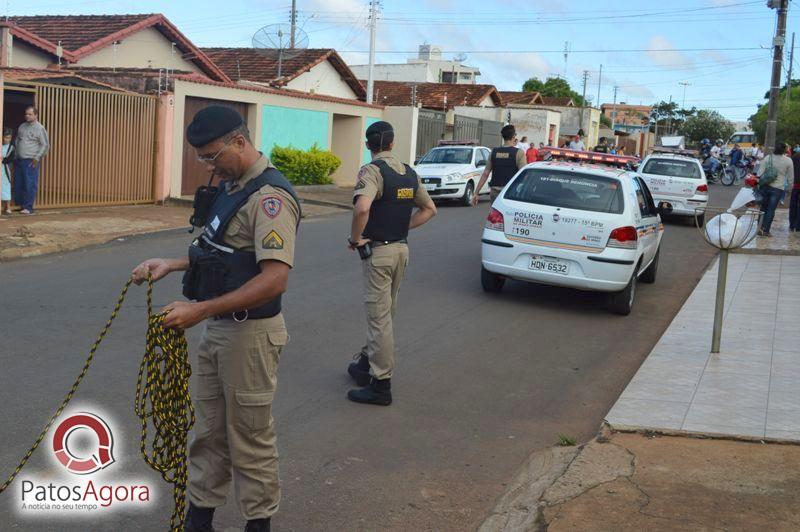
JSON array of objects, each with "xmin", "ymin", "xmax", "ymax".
[
  {"xmin": 261, "ymin": 196, "xmax": 282, "ymax": 218},
  {"xmin": 262, "ymin": 230, "xmax": 284, "ymax": 250},
  {"xmin": 355, "ymin": 179, "xmax": 366, "ymax": 190},
  {"xmin": 396, "ymin": 187, "xmax": 414, "ymax": 199}
]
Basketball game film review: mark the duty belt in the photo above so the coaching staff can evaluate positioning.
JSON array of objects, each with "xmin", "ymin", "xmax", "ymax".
[{"xmin": 371, "ymin": 239, "xmax": 408, "ymax": 247}]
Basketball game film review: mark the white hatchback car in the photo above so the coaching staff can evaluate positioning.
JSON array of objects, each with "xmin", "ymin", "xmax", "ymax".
[
  {"xmin": 481, "ymin": 161, "xmax": 665, "ymax": 315},
  {"xmin": 414, "ymin": 145, "xmax": 491, "ymax": 206},
  {"xmin": 638, "ymin": 153, "xmax": 708, "ymax": 224}
]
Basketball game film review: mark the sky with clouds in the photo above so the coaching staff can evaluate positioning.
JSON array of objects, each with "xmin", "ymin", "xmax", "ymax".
[{"xmin": 20, "ymin": 0, "xmax": 800, "ymax": 123}]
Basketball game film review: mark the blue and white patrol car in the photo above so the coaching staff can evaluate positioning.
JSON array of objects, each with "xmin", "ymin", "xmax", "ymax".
[
  {"xmin": 480, "ymin": 150, "xmax": 666, "ymax": 315},
  {"xmin": 639, "ymin": 151, "xmax": 708, "ymax": 224},
  {"xmin": 414, "ymin": 143, "xmax": 491, "ymax": 206}
]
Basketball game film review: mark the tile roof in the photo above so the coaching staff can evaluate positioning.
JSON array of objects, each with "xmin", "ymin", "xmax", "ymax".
[
  {"xmin": 2, "ymin": 14, "xmax": 229, "ymax": 82},
  {"xmin": 1, "ymin": 67, "xmax": 130, "ymax": 92},
  {"xmin": 172, "ymin": 74, "xmax": 383, "ymax": 110},
  {"xmin": 200, "ymin": 47, "xmax": 365, "ymax": 98},
  {"xmin": 365, "ymin": 81, "xmax": 503, "ymax": 110},
  {"xmin": 539, "ymin": 97, "xmax": 575, "ymax": 107},
  {"xmin": 499, "ymin": 91, "xmax": 543, "ymax": 105}
]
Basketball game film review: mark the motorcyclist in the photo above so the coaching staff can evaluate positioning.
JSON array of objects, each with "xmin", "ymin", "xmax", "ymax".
[
  {"xmin": 700, "ymin": 138, "xmax": 721, "ymax": 176},
  {"xmin": 729, "ymin": 143, "xmax": 743, "ymax": 167}
]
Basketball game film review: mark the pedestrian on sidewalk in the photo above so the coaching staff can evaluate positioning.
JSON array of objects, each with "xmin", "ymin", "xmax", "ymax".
[
  {"xmin": 757, "ymin": 141, "xmax": 794, "ymax": 237},
  {"xmin": 1, "ymin": 128, "xmax": 13, "ymax": 215},
  {"xmin": 346, "ymin": 120, "xmax": 437, "ymax": 406},
  {"xmin": 525, "ymin": 142, "xmax": 539, "ymax": 163},
  {"xmin": 14, "ymin": 106, "xmax": 49, "ymax": 214},
  {"xmin": 473, "ymin": 124, "xmax": 527, "ymax": 205},
  {"xmin": 133, "ymin": 105, "xmax": 300, "ymax": 532},
  {"xmin": 790, "ymin": 147, "xmax": 800, "ymax": 232}
]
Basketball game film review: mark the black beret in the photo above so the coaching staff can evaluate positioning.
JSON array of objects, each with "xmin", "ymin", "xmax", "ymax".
[
  {"xmin": 186, "ymin": 105, "xmax": 244, "ymax": 148},
  {"xmin": 366, "ymin": 120, "xmax": 393, "ymax": 138}
]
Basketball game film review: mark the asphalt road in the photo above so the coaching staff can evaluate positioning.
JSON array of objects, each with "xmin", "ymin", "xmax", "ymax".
[{"xmin": 0, "ymin": 184, "xmax": 738, "ymax": 532}]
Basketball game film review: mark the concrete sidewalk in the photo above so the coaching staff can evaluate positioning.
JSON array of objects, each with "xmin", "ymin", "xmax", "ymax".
[{"xmin": 0, "ymin": 188, "xmax": 350, "ymax": 261}]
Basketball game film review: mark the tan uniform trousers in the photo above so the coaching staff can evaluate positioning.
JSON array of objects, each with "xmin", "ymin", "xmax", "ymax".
[
  {"xmin": 187, "ymin": 313, "xmax": 288, "ymax": 520},
  {"xmin": 489, "ymin": 186, "xmax": 503, "ymax": 202},
  {"xmin": 362, "ymin": 242, "xmax": 409, "ymax": 380}
]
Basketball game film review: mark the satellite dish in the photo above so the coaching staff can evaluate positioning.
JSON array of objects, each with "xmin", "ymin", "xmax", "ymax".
[
  {"xmin": 252, "ymin": 23, "xmax": 309, "ymax": 79},
  {"xmin": 453, "ymin": 53, "xmax": 468, "ymax": 63}
]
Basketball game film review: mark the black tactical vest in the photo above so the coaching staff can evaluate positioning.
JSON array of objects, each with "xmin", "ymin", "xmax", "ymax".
[
  {"xmin": 362, "ymin": 159, "xmax": 418, "ymax": 242},
  {"xmin": 182, "ymin": 167, "xmax": 300, "ymax": 320},
  {"xmin": 489, "ymin": 146, "xmax": 521, "ymax": 188}
]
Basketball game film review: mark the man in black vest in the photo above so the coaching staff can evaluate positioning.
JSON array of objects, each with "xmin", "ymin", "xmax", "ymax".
[
  {"xmin": 346, "ymin": 120, "xmax": 437, "ymax": 406},
  {"xmin": 472, "ymin": 124, "xmax": 527, "ymax": 206},
  {"xmin": 132, "ymin": 106, "xmax": 300, "ymax": 532}
]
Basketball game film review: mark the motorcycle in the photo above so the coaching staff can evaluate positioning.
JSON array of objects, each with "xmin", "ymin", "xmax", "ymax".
[
  {"xmin": 703, "ymin": 156, "xmax": 725, "ymax": 183},
  {"xmin": 721, "ymin": 156, "xmax": 755, "ymax": 186}
]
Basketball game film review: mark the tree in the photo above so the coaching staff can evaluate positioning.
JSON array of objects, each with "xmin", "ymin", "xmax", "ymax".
[
  {"xmin": 649, "ymin": 101, "xmax": 696, "ymax": 135},
  {"xmin": 679, "ymin": 110, "xmax": 735, "ymax": 145},
  {"xmin": 750, "ymin": 88, "xmax": 800, "ymax": 147},
  {"xmin": 522, "ymin": 76, "xmax": 585, "ymax": 106},
  {"xmin": 600, "ymin": 113, "xmax": 612, "ymax": 128}
]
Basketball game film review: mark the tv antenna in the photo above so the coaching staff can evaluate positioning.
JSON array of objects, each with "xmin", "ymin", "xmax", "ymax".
[{"xmin": 252, "ymin": 23, "xmax": 309, "ymax": 80}]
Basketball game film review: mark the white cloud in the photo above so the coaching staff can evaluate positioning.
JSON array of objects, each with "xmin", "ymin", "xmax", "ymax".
[
  {"xmin": 619, "ymin": 82, "xmax": 655, "ymax": 100},
  {"xmin": 479, "ymin": 52, "xmax": 553, "ymax": 90},
  {"xmin": 646, "ymin": 35, "xmax": 694, "ymax": 70}
]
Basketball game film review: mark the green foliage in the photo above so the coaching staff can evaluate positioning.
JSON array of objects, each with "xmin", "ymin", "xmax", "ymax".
[
  {"xmin": 750, "ymin": 89, "xmax": 800, "ymax": 146},
  {"xmin": 522, "ymin": 76, "xmax": 585, "ymax": 106},
  {"xmin": 679, "ymin": 110, "xmax": 735, "ymax": 145},
  {"xmin": 649, "ymin": 100, "xmax": 696, "ymax": 134},
  {"xmin": 269, "ymin": 144, "xmax": 341, "ymax": 185},
  {"xmin": 600, "ymin": 113, "xmax": 612, "ymax": 128},
  {"xmin": 557, "ymin": 434, "xmax": 577, "ymax": 446}
]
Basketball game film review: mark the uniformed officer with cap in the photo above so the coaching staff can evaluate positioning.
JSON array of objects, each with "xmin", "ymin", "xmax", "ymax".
[
  {"xmin": 132, "ymin": 105, "xmax": 300, "ymax": 532},
  {"xmin": 472, "ymin": 124, "xmax": 527, "ymax": 206},
  {"xmin": 346, "ymin": 120, "xmax": 437, "ymax": 406}
]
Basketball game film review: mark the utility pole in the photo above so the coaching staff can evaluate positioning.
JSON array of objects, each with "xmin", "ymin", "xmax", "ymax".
[
  {"xmin": 563, "ymin": 41, "xmax": 570, "ymax": 79},
  {"xmin": 765, "ymin": 0, "xmax": 789, "ymax": 153},
  {"xmin": 786, "ymin": 31, "xmax": 795, "ymax": 103},
  {"xmin": 611, "ymin": 85, "xmax": 619, "ymax": 128},
  {"xmin": 290, "ymin": 0, "xmax": 297, "ymax": 48},
  {"xmin": 667, "ymin": 95, "xmax": 673, "ymax": 135},
  {"xmin": 596, "ymin": 64, "xmax": 602, "ymax": 109},
  {"xmin": 679, "ymin": 80, "xmax": 690, "ymax": 109},
  {"xmin": 580, "ymin": 70, "xmax": 589, "ymax": 130},
  {"xmin": 366, "ymin": 0, "xmax": 379, "ymax": 105}
]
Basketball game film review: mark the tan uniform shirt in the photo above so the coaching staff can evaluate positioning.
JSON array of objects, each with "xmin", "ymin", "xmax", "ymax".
[
  {"xmin": 353, "ymin": 151, "xmax": 431, "ymax": 207},
  {"xmin": 484, "ymin": 146, "xmax": 527, "ymax": 175},
  {"xmin": 221, "ymin": 154, "xmax": 299, "ymax": 267}
]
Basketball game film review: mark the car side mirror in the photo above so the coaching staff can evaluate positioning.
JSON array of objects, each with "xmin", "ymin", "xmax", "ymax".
[
  {"xmin": 657, "ymin": 202, "xmax": 673, "ymax": 216},
  {"xmin": 414, "ymin": 158, "xmax": 421, "ymax": 165},
  {"xmin": 476, "ymin": 160, "xmax": 486, "ymax": 167}
]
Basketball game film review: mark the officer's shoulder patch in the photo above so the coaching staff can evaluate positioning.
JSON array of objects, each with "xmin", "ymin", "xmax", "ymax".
[
  {"xmin": 355, "ymin": 179, "xmax": 367, "ymax": 191},
  {"xmin": 261, "ymin": 195, "xmax": 283, "ymax": 218},
  {"xmin": 262, "ymin": 230, "xmax": 284, "ymax": 250}
]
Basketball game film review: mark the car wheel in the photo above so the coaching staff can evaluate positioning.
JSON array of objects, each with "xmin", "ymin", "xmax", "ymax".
[
  {"xmin": 461, "ymin": 181, "xmax": 475, "ymax": 207},
  {"xmin": 481, "ymin": 266, "xmax": 505, "ymax": 293},
  {"xmin": 640, "ymin": 248, "xmax": 659, "ymax": 284},
  {"xmin": 695, "ymin": 212, "xmax": 705, "ymax": 227},
  {"xmin": 607, "ymin": 264, "xmax": 638, "ymax": 315}
]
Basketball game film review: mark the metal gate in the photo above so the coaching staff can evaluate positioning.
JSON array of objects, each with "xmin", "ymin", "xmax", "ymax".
[
  {"xmin": 454, "ymin": 115, "xmax": 503, "ymax": 147},
  {"xmin": 415, "ymin": 109, "xmax": 445, "ymax": 158},
  {"xmin": 24, "ymin": 81, "xmax": 158, "ymax": 208}
]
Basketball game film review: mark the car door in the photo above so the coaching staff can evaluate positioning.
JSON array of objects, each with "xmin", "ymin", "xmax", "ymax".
[
  {"xmin": 476, "ymin": 149, "xmax": 491, "ymax": 193},
  {"xmin": 633, "ymin": 177, "xmax": 660, "ymax": 265}
]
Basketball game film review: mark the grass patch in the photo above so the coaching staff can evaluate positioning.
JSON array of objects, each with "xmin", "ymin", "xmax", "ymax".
[{"xmin": 557, "ymin": 434, "xmax": 577, "ymax": 446}]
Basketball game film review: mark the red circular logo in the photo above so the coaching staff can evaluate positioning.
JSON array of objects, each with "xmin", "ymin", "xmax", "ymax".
[{"xmin": 52, "ymin": 412, "xmax": 115, "ymax": 475}]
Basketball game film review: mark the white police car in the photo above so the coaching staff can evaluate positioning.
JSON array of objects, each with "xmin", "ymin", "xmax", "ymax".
[
  {"xmin": 638, "ymin": 152, "xmax": 708, "ymax": 224},
  {"xmin": 480, "ymin": 157, "xmax": 666, "ymax": 315},
  {"xmin": 414, "ymin": 144, "xmax": 491, "ymax": 206}
]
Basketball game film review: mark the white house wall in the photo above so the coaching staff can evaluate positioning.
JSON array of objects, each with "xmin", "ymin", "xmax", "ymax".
[
  {"xmin": 382, "ymin": 106, "xmax": 419, "ymax": 165},
  {"xmin": 350, "ymin": 63, "xmax": 433, "ymax": 83},
  {"xmin": 285, "ymin": 60, "xmax": 358, "ymax": 100},
  {"xmin": 76, "ymin": 27, "xmax": 201, "ymax": 72},
  {"xmin": 10, "ymin": 39, "xmax": 51, "ymax": 68}
]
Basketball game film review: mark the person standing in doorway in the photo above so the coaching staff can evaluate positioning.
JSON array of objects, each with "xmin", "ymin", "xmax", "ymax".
[
  {"xmin": 346, "ymin": 120, "xmax": 437, "ymax": 406},
  {"xmin": 14, "ymin": 106, "xmax": 49, "ymax": 214},
  {"xmin": 472, "ymin": 124, "xmax": 527, "ymax": 206},
  {"xmin": 1, "ymin": 128, "xmax": 14, "ymax": 216}
]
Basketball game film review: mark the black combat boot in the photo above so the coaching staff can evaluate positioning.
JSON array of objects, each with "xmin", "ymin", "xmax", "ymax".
[
  {"xmin": 347, "ymin": 377, "xmax": 392, "ymax": 406},
  {"xmin": 347, "ymin": 351, "xmax": 371, "ymax": 386},
  {"xmin": 184, "ymin": 502, "xmax": 215, "ymax": 532},
  {"xmin": 244, "ymin": 517, "xmax": 271, "ymax": 532}
]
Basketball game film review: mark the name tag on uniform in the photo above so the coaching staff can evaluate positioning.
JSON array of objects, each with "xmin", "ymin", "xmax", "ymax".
[
  {"xmin": 496, "ymin": 153, "xmax": 510, "ymax": 159},
  {"xmin": 210, "ymin": 216, "xmax": 220, "ymax": 231},
  {"xmin": 397, "ymin": 188, "xmax": 414, "ymax": 199}
]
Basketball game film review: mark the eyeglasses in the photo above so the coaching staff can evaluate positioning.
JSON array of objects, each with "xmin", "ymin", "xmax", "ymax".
[{"xmin": 196, "ymin": 138, "xmax": 233, "ymax": 164}]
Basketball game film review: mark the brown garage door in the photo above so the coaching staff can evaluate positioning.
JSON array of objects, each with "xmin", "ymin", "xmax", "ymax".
[{"xmin": 181, "ymin": 97, "xmax": 249, "ymax": 196}]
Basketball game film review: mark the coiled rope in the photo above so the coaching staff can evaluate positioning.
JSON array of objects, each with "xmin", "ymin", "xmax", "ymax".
[{"xmin": 0, "ymin": 275, "xmax": 194, "ymax": 531}]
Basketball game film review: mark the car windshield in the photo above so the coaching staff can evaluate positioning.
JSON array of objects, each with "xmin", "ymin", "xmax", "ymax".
[
  {"xmin": 642, "ymin": 158, "xmax": 702, "ymax": 179},
  {"xmin": 504, "ymin": 169, "xmax": 624, "ymax": 214},
  {"xmin": 418, "ymin": 148, "xmax": 472, "ymax": 165}
]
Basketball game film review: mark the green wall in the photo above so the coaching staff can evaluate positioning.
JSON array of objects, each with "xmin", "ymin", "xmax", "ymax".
[
  {"xmin": 363, "ymin": 117, "xmax": 380, "ymax": 164},
  {"xmin": 261, "ymin": 105, "xmax": 330, "ymax": 154}
]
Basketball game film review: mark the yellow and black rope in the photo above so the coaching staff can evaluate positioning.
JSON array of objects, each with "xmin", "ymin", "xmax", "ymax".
[{"xmin": 0, "ymin": 275, "xmax": 194, "ymax": 531}]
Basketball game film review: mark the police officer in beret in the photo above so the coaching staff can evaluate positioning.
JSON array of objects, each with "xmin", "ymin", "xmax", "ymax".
[
  {"xmin": 346, "ymin": 120, "xmax": 437, "ymax": 406},
  {"xmin": 132, "ymin": 106, "xmax": 300, "ymax": 532}
]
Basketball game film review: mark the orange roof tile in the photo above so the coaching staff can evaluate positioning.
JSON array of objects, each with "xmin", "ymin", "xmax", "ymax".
[{"xmin": 364, "ymin": 81, "xmax": 503, "ymax": 110}]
